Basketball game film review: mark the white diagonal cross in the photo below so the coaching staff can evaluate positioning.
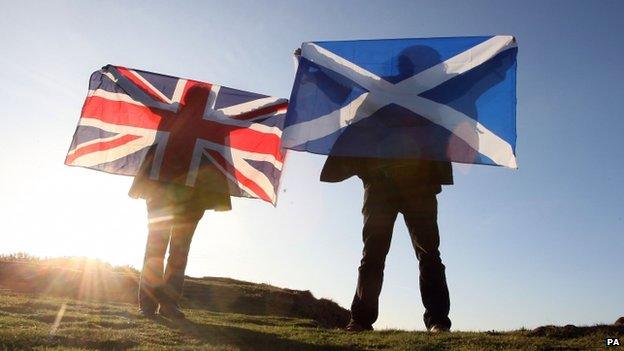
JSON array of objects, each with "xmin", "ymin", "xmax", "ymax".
[{"xmin": 282, "ymin": 36, "xmax": 517, "ymax": 168}]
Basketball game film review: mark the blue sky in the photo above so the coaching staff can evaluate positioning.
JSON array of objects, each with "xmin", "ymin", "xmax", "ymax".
[{"xmin": 0, "ymin": 0, "xmax": 622, "ymax": 331}]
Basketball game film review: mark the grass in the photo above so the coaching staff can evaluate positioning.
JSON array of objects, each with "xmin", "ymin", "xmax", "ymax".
[
  {"xmin": 0, "ymin": 289, "xmax": 620, "ymax": 351},
  {"xmin": 0, "ymin": 255, "xmax": 621, "ymax": 350}
]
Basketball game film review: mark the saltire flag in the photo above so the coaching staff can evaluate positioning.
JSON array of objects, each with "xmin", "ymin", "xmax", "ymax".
[
  {"xmin": 65, "ymin": 65, "xmax": 288, "ymax": 205},
  {"xmin": 282, "ymin": 36, "xmax": 518, "ymax": 168}
]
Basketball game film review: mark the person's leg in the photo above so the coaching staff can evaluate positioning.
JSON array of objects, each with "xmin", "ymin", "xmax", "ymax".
[
  {"xmin": 138, "ymin": 200, "xmax": 173, "ymax": 314},
  {"xmin": 160, "ymin": 208, "xmax": 203, "ymax": 316},
  {"xmin": 401, "ymin": 193, "xmax": 451, "ymax": 330},
  {"xmin": 350, "ymin": 180, "xmax": 398, "ymax": 329}
]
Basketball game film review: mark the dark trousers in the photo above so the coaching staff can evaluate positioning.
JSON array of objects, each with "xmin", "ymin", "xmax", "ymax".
[
  {"xmin": 138, "ymin": 199, "xmax": 204, "ymax": 311},
  {"xmin": 350, "ymin": 177, "xmax": 451, "ymax": 330}
]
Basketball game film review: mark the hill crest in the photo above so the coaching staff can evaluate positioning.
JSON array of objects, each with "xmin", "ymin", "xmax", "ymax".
[{"xmin": 0, "ymin": 254, "xmax": 349, "ymax": 328}]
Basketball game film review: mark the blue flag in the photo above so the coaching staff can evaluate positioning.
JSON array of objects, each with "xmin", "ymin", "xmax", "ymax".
[{"xmin": 282, "ymin": 36, "xmax": 518, "ymax": 168}]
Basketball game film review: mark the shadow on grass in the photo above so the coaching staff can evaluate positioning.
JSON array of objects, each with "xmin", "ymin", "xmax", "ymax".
[
  {"xmin": 0, "ymin": 334, "xmax": 140, "ymax": 351},
  {"xmin": 154, "ymin": 317, "xmax": 362, "ymax": 351}
]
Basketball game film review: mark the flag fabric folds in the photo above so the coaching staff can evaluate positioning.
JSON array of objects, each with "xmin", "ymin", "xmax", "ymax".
[
  {"xmin": 282, "ymin": 36, "xmax": 518, "ymax": 168},
  {"xmin": 65, "ymin": 65, "xmax": 288, "ymax": 205}
]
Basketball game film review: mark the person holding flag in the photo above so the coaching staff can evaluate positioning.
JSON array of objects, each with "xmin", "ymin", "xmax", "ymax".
[
  {"xmin": 286, "ymin": 36, "xmax": 518, "ymax": 332},
  {"xmin": 65, "ymin": 65, "xmax": 289, "ymax": 319}
]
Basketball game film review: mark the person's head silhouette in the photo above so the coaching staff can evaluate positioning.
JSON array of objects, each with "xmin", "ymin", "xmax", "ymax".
[{"xmin": 396, "ymin": 45, "xmax": 441, "ymax": 79}]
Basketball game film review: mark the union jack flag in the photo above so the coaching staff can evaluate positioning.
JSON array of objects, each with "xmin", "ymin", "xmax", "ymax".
[{"xmin": 65, "ymin": 65, "xmax": 288, "ymax": 205}]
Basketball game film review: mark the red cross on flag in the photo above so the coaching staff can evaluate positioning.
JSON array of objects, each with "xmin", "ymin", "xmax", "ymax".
[{"xmin": 65, "ymin": 65, "xmax": 288, "ymax": 205}]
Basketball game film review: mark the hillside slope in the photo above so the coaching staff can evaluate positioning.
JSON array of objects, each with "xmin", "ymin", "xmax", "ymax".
[{"xmin": 0, "ymin": 255, "xmax": 348, "ymax": 328}]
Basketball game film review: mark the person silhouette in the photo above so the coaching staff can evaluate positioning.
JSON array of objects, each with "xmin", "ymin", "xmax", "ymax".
[
  {"xmin": 315, "ymin": 45, "xmax": 454, "ymax": 332},
  {"xmin": 129, "ymin": 84, "xmax": 231, "ymax": 320}
]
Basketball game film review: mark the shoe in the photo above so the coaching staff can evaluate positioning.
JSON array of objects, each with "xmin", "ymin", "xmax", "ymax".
[
  {"xmin": 346, "ymin": 320, "xmax": 373, "ymax": 332},
  {"xmin": 159, "ymin": 304, "xmax": 185, "ymax": 320},
  {"xmin": 428, "ymin": 324, "xmax": 450, "ymax": 333},
  {"xmin": 138, "ymin": 308, "xmax": 157, "ymax": 318}
]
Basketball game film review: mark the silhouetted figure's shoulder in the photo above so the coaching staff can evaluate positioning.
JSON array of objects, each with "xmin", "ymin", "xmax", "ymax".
[{"xmin": 320, "ymin": 155, "xmax": 453, "ymax": 187}]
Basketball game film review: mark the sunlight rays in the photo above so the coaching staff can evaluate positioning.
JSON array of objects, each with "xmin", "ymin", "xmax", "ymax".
[
  {"xmin": 0, "ymin": 255, "xmax": 140, "ymax": 305},
  {"xmin": 49, "ymin": 301, "xmax": 67, "ymax": 335}
]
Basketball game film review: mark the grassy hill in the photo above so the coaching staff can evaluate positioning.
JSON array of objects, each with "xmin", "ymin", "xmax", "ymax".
[
  {"xmin": 0, "ymin": 254, "xmax": 621, "ymax": 350},
  {"xmin": 0, "ymin": 254, "xmax": 348, "ymax": 329}
]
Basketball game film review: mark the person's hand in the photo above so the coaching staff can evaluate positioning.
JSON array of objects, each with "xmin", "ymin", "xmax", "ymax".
[{"xmin": 293, "ymin": 48, "xmax": 301, "ymax": 57}]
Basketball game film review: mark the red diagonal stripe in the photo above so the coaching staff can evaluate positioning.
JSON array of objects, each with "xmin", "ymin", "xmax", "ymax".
[
  {"xmin": 65, "ymin": 134, "xmax": 142, "ymax": 165},
  {"xmin": 116, "ymin": 66, "xmax": 169, "ymax": 104},
  {"xmin": 205, "ymin": 150, "xmax": 271, "ymax": 203},
  {"xmin": 231, "ymin": 102, "xmax": 288, "ymax": 120},
  {"xmin": 227, "ymin": 128, "xmax": 284, "ymax": 160}
]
